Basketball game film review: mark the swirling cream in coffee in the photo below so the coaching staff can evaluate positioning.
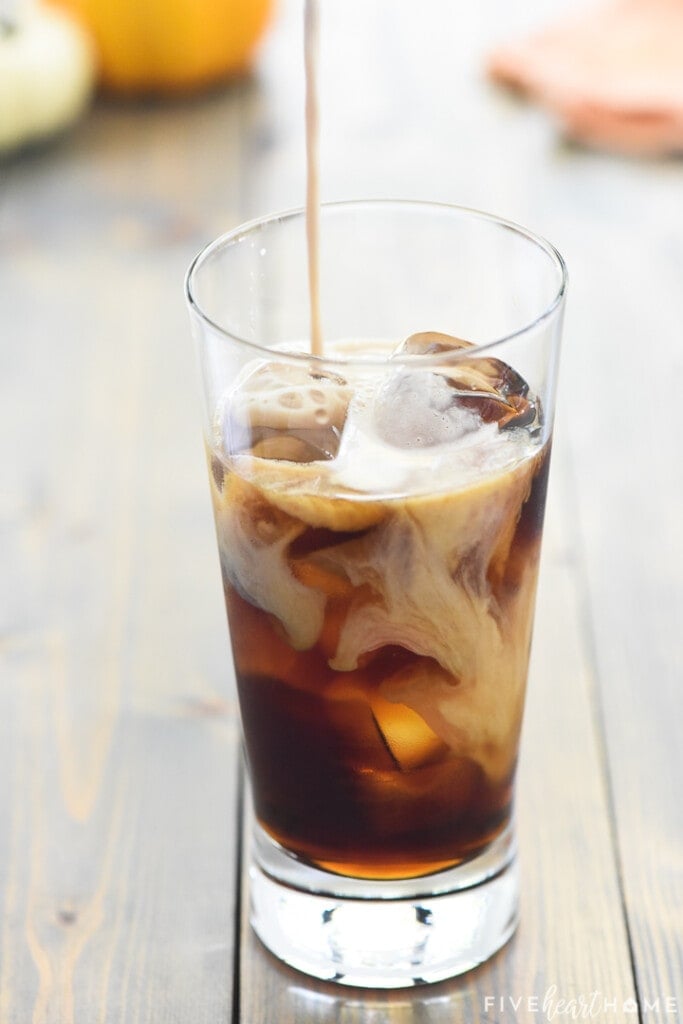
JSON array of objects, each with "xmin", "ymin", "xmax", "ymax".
[{"xmin": 209, "ymin": 333, "xmax": 549, "ymax": 879}]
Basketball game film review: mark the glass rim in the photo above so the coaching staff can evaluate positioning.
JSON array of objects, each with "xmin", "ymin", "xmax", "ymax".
[{"xmin": 185, "ymin": 198, "xmax": 568, "ymax": 367}]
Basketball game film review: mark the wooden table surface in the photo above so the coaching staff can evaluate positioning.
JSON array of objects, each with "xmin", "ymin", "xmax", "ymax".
[{"xmin": 2, "ymin": 1, "xmax": 682, "ymax": 1021}]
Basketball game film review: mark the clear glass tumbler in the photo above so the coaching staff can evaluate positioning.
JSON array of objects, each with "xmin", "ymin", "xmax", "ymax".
[{"xmin": 185, "ymin": 200, "xmax": 566, "ymax": 988}]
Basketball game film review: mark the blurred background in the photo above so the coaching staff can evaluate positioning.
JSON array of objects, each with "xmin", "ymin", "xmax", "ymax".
[
  {"xmin": 1, "ymin": 0, "xmax": 681, "ymax": 1019},
  {"xmin": 3, "ymin": 0, "xmax": 682, "ymax": 706}
]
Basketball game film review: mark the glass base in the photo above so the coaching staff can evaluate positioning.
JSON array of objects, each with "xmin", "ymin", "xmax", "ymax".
[{"xmin": 249, "ymin": 823, "xmax": 519, "ymax": 988}]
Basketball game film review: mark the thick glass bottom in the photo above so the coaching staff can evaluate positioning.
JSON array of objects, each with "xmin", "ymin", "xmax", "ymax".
[{"xmin": 249, "ymin": 822, "xmax": 519, "ymax": 988}]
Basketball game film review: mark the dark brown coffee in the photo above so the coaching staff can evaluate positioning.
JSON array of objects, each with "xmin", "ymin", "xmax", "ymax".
[{"xmin": 209, "ymin": 337, "xmax": 549, "ymax": 879}]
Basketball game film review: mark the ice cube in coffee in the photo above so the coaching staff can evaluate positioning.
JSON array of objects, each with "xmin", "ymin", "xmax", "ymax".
[{"xmin": 209, "ymin": 336, "xmax": 550, "ymax": 880}]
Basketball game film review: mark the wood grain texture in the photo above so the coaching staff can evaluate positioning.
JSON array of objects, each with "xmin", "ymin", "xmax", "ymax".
[
  {"xmin": 2, "ymin": 0, "xmax": 682, "ymax": 1019},
  {"xmin": 558, "ymin": 193, "xmax": 683, "ymax": 1022},
  {"xmin": 0, "ymin": 96, "xmax": 248, "ymax": 1022}
]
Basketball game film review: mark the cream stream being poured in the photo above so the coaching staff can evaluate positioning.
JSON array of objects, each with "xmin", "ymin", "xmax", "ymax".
[{"xmin": 304, "ymin": 0, "xmax": 323, "ymax": 356}]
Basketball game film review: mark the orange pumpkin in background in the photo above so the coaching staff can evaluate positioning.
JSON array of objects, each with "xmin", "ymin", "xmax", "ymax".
[{"xmin": 49, "ymin": 0, "xmax": 274, "ymax": 95}]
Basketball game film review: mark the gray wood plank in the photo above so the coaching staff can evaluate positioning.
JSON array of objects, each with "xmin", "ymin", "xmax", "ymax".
[
  {"xmin": 1, "ymin": 94, "xmax": 248, "ymax": 1022},
  {"xmin": 557, "ymin": 186, "xmax": 683, "ymax": 1023}
]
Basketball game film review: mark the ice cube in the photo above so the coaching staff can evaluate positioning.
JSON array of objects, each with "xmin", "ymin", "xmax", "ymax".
[
  {"xmin": 224, "ymin": 361, "xmax": 352, "ymax": 461},
  {"xmin": 370, "ymin": 693, "xmax": 448, "ymax": 770},
  {"xmin": 399, "ymin": 331, "xmax": 472, "ymax": 357},
  {"xmin": 397, "ymin": 331, "xmax": 537, "ymax": 431},
  {"xmin": 370, "ymin": 368, "xmax": 482, "ymax": 448}
]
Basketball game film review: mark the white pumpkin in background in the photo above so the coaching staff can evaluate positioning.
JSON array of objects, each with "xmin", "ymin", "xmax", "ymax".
[{"xmin": 0, "ymin": 0, "xmax": 95, "ymax": 153}]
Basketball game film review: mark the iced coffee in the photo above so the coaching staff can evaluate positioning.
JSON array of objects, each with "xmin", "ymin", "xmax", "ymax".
[{"xmin": 209, "ymin": 331, "xmax": 550, "ymax": 881}]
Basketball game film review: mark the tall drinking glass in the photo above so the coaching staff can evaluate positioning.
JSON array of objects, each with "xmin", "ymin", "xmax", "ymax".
[{"xmin": 185, "ymin": 200, "xmax": 566, "ymax": 987}]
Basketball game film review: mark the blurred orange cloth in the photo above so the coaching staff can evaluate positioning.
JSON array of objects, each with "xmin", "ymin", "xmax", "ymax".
[{"xmin": 487, "ymin": 0, "xmax": 683, "ymax": 154}]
